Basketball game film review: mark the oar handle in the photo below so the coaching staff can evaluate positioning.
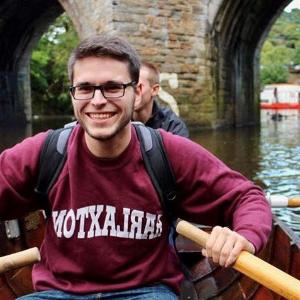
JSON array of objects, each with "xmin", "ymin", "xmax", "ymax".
[
  {"xmin": 287, "ymin": 197, "xmax": 300, "ymax": 207},
  {"xmin": 267, "ymin": 194, "xmax": 300, "ymax": 207},
  {"xmin": 176, "ymin": 219, "xmax": 300, "ymax": 300},
  {"xmin": 0, "ymin": 247, "xmax": 41, "ymax": 274}
]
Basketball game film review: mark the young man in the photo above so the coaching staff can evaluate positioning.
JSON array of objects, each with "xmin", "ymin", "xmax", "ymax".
[
  {"xmin": 0, "ymin": 34, "xmax": 272, "ymax": 299},
  {"xmin": 133, "ymin": 61, "xmax": 189, "ymax": 137}
]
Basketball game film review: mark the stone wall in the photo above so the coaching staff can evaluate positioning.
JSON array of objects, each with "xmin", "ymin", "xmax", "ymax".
[
  {"xmin": 60, "ymin": 0, "xmax": 290, "ymax": 128},
  {"xmin": 61, "ymin": 0, "xmax": 217, "ymax": 128},
  {"xmin": 0, "ymin": 0, "xmax": 292, "ymax": 127},
  {"xmin": 114, "ymin": 1, "xmax": 214, "ymax": 127}
]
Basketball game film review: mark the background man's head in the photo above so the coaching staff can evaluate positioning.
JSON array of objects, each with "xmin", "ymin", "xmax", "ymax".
[
  {"xmin": 140, "ymin": 61, "xmax": 160, "ymax": 87},
  {"xmin": 134, "ymin": 61, "xmax": 160, "ymax": 114},
  {"xmin": 68, "ymin": 34, "xmax": 141, "ymax": 85}
]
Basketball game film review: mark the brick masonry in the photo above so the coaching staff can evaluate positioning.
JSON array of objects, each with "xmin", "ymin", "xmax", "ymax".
[{"xmin": 59, "ymin": 0, "xmax": 219, "ymax": 128}]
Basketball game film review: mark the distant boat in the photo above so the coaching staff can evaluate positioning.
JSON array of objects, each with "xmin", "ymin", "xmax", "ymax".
[{"xmin": 260, "ymin": 83, "xmax": 300, "ymax": 109}]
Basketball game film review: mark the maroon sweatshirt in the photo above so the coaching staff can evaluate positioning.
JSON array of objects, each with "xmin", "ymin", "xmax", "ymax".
[{"xmin": 0, "ymin": 124, "xmax": 272, "ymax": 294}]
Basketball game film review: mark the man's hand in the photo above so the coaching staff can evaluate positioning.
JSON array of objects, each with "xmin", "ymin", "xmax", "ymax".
[{"xmin": 201, "ymin": 226, "xmax": 255, "ymax": 267}]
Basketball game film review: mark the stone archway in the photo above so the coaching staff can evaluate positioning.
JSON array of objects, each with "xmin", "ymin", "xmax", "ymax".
[
  {"xmin": 0, "ymin": 0, "xmax": 116, "ymax": 125},
  {"xmin": 209, "ymin": 0, "xmax": 292, "ymax": 127},
  {"xmin": 0, "ymin": 0, "xmax": 64, "ymax": 124},
  {"xmin": 0, "ymin": 0, "xmax": 295, "ymax": 128}
]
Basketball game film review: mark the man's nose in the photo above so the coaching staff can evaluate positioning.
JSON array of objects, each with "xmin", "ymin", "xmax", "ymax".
[{"xmin": 91, "ymin": 89, "xmax": 107, "ymax": 105}]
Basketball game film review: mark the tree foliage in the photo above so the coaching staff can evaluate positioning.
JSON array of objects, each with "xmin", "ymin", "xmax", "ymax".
[
  {"xmin": 30, "ymin": 13, "xmax": 79, "ymax": 115},
  {"xmin": 261, "ymin": 8, "xmax": 300, "ymax": 85}
]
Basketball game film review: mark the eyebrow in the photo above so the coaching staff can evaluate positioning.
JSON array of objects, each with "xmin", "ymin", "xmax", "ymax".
[
  {"xmin": 74, "ymin": 81, "xmax": 92, "ymax": 86},
  {"xmin": 74, "ymin": 80, "xmax": 126, "ymax": 86}
]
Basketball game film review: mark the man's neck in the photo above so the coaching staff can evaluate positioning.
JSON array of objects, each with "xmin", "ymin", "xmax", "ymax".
[
  {"xmin": 84, "ymin": 125, "xmax": 131, "ymax": 158},
  {"xmin": 133, "ymin": 99, "xmax": 154, "ymax": 123}
]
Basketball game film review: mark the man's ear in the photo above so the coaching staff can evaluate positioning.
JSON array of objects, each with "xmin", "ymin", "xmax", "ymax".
[
  {"xmin": 134, "ymin": 83, "xmax": 143, "ymax": 109},
  {"xmin": 151, "ymin": 83, "xmax": 160, "ymax": 97}
]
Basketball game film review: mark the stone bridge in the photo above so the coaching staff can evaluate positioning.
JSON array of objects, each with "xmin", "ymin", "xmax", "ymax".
[{"xmin": 0, "ymin": 0, "xmax": 292, "ymax": 128}]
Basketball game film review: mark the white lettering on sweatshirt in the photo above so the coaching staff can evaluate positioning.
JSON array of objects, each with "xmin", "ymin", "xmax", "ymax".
[{"xmin": 52, "ymin": 205, "xmax": 163, "ymax": 240}]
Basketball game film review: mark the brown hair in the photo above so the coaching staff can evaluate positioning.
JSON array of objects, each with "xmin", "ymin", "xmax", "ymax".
[
  {"xmin": 68, "ymin": 34, "xmax": 141, "ymax": 84},
  {"xmin": 141, "ymin": 61, "xmax": 160, "ymax": 86}
]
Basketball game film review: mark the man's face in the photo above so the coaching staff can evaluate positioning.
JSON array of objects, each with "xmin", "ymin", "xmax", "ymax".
[
  {"xmin": 139, "ymin": 67, "xmax": 153, "ymax": 107},
  {"xmin": 71, "ymin": 56, "xmax": 140, "ymax": 141},
  {"xmin": 134, "ymin": 66, "xmax": 159, "ymax": 112}
]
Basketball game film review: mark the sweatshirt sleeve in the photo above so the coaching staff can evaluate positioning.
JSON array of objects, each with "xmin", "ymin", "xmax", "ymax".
[
  {"xmin": 161, "ymin": 131, "xmax": 272, "ymax": 253},
  {"xmin": 0, "ymin": 131, "xmax": 48, "ymax": 220}
]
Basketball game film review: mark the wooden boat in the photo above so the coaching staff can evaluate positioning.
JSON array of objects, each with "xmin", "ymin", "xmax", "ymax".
[
  {"xmin": 0, "ymin": 211, "xmax": 299, "ymax": 300},
  {"xmin": 177, "ymin": 216, "xmax": 300, "ymax": 300}
]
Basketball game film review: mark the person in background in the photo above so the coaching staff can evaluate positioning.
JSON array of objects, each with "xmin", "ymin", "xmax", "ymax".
[
  {"xmin": 133, "ymin": 61, "xmax": 189, "ymax": 138},
  {"xmin": 0, "ymin": 34, "xmax": 272, "ymax": 300}
]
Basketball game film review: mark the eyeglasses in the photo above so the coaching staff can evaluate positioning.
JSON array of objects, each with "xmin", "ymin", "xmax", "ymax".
[{"xmin": 69, "ymin": 81, "xmax": 136, "ymax": 100}]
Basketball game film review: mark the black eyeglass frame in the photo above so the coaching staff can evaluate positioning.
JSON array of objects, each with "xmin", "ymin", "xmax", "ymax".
[{"xmin": 69, "ymin": 81, "xmax": 137, "ymax": 100}]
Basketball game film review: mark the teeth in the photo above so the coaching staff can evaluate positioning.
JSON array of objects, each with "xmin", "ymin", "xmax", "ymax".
[{"xmin": 89, "ymin": 113, "xmax": 113, "ymax": 120}]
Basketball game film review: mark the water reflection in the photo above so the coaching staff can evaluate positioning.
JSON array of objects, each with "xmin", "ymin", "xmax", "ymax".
[
  {"xmin": 0, "ymin": 116, "xmax": 74, "ymax": 152},
  {"xmin": 190, "ymin": 109, "xmax": 300, "ymax": 234},
  {"xmin": 1, "ymin": 111, "xmax": 300, "ymax": 233},
  {"xmin": 0, "ymin": 123, "xmax": 32, "ymax": 151},
  {"xmin": 190, "ymin": 126, "xmax": 261, "ymax": 184},
  {"xmin": 259, "ymin": 110, "xmax": 300, "ymax": 233}
]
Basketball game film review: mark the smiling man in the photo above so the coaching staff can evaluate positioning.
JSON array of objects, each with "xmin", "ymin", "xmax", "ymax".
[
  {"xmin": 0, "ymin": 34, "xmax": 272, "ymax": 300},
  {"xmin": 68, "ymin": 38, "xmax": 141, "ymax": 157}
]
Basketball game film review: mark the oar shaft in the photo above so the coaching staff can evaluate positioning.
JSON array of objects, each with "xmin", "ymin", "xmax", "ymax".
[
  {"xmin": 235, "ymin": 252, "xmax": 300, "ymax": 300},
  {"xmin": 0, "ymin": 247, "xmax": 41, "ymax": 274},
  {"xmin": 176, "ymin": 219, "xmax": 300, "ymax": 300}
]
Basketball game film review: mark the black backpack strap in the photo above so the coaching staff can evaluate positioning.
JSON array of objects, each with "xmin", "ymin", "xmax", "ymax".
[
  {"xmin": 133, "ymin": 122, "xmax": 195, "ymax": 286},
  {"xmin": 133, "ymin": 122, "xmax": 177, "ymax": 222},
  {"xmin": 35, "ymin": 126, "xmax": 74, "ymax": 216}
]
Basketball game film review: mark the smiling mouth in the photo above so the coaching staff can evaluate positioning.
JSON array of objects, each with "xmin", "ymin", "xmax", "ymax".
[{"xmin": 88, "ymin": 113, "xmax": 116, "ymax": 120}]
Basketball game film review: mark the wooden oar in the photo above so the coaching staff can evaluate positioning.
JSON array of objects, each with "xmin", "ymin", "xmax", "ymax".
[
  {"xmin": 176, "ymin": 219, "xmax": 300, "ymax": 300},
  {"xmin": 0, "ymin": 247, "xmax": 40, "ymax": 274},
  {"xmin": 267, "ymin": 194, "xmax": 300, "ymax": 207}
]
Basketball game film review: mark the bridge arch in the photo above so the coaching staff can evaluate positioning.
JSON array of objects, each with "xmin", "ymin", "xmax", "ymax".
[
  {"xmin": 209, "ymin": 0, "xmax": 291, "ymax": 127},
  {"xmin": 0, "ymin": 0, "xmax": 295, "ymax": 128},
  {"xmin": 0, "ymin": 0, "xmax": 64, "ymax": 124}
]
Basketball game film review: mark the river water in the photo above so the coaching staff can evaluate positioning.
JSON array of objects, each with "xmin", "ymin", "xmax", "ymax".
[
  {"xmin": 190, "ymin": 109, "xmax": 300, "ymax": 234},
  {"xmin": 1, "ymin": 110, "xmax": 300, "ymax": 233}
]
